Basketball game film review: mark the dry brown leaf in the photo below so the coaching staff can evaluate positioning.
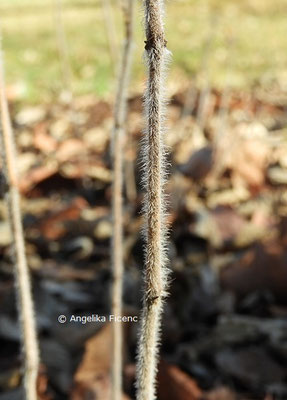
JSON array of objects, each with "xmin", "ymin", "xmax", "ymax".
[
  {"xmin": 56, "ymin": 139, "xmax": 86, "ymax": 162},
  {"xmin": 158, "ymin": 360, "xmax": 202, "ymax": 400},
  {"xmin": 221, "ymin": 241, "xmax": 287, "ymax": 302},
  {"xmin": 33, "ymin": 123, "xmax": 58, "ymax": 154},
  {"xmin": 17, "ymin": 152, "xmax": 39, "ymax": 175},
  {"xmin": 83, "ymin": 128, "xmax": 109, "ymax": 153},
  {"xmin": 60, "ymin": 162, "xmax": 112, "ymax": 182},
  {"xmin": 16, "ymin": 106, "xmax": 46, "ymax": 125},
  {"xmin": 204, "ymin": 386, "xmax": 237, "ymax": 400},
  {"xmin": 36, "ymin": 197, "xmax": 88, "ymax": 240},
  {"xmin": 229, "ymin": 138, "xmax": 269, "ymax": 189},
  {"xmin": 19, "ymin": 162, "xmax": 58, "ymax": 193},
  {"xmin": 37, "ymin": 365, "xmax": 52, "ymax": 400},
  {"xmin": 74, "ymin": 324, "xmax": 111, "ymax": 383},
  {"xmin": 72, "ymin": 324, "xmax": 130, "ymax": 400}
]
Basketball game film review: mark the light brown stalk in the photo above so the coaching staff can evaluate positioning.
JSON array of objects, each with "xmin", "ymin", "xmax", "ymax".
[
  {"xmin": 101, "ymin": 0, "xmax": 120, "ymax": 77},
  {"xmin": 0, "ymin": 52, "xmax": 39, "ymax": 399},
  {"xmin": 136, "ymin": 1, "xmax": 170, "ymax": 399},
  {"xmin": 196, "ymin": 85, "xmax": 212, "ymax": 130},
  {"xmin": 111, "ymin": 1, "xmax": 134, "ymax": 399},
  {"xmin": 212, "ymin": 87, "xmax": 231, "ymax": 177},
  {"xmin": 213, "ymin": 37, "xmax": 235, "ymax": 177},
  {"xmin": 53, "ymin": 0, "xmax": 73, "ymax": 101},
  {"xmin": 195, "ymin": 14, "xmax": 219, "ymax": 131},
  {"xmin": 177, "ymin": 14, "xmax": 218, "ymax": 142},
  {"xmin": 124, "ymin": 153, "xmax": 137, "ymax": 203}
]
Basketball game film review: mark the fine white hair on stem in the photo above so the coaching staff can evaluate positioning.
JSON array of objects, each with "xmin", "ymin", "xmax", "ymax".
[
  {"xmin": 135, "ymin": 1, "xmax": 170, "ymax": 399},
  {"xmin": 0, "ymin": 47, "xmax": 39, "ymax": 400},
  {"xmin": 111, "ymin": 1, "xmax": 135, "ymax": 399}
]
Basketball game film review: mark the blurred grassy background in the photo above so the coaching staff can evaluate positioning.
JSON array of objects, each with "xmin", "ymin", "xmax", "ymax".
[{"xmin": 1, "ymin": 0, "xmax": 287, "ymax": 103}]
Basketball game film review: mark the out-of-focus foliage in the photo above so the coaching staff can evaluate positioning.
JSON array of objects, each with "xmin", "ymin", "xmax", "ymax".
[{"xmin": 1, "ymin": 0, "xmax": 287, "ymax": 102}]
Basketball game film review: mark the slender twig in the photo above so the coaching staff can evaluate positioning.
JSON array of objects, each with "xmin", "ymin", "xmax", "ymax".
[
  {"xmin": 195, "ymin": 15, "xmax": 219, "ymax": 131},
  {"xmin": 101, "ymin": 0, "xmax": 120, "ymax": 77},
  {"xmin": 177, "ymin": 83, "xmax": 197, "ymax": 138},
  {"xmin": 196, "ymin": 85, "xmax": 212, "ymax": 130},
  {"xmin": 213, "ymin": 37, "xmax": 235, "ymax": 176},
  {"xmin": 212, "ymin": 87, "xmax": 231, "ymax": 177},
  {"xmin": 124, "ymin": 152, "xmax": 137, "ymax": 203},
  {"xmin": 177, "ymin": 14, "xmax": 219, "ymax": 140},
  {"xmin": 0, "ymin": 48, "xmax": 39, "ymax": 400},
  {"xmin": 111, "ymin": 1, "xmax": 134, "ymax": 399},
  {"xmin": 136, "ymin": 1, "xmax": 170, "ymax": 399},
  {"xmin": 53, "ymin": 0, "xmax": 73, "ymax": 101}
]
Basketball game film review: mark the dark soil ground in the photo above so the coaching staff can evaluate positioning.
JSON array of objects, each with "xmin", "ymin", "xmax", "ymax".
[{"xmin": 1, "ymin": 86, "xmax": 287, "ymax": 399}]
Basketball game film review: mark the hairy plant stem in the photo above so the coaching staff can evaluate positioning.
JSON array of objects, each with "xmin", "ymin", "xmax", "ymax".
[
  {"xmin": 0, "ymin": 53, "xmax": 39, "ymax": 400},
  {"xmin": 111, "ymin": 1, "xmax": 134, "ymax": 399},
  {"xmin": 136, "ymin": 1, "xmax": 169, "ymax": 399}
]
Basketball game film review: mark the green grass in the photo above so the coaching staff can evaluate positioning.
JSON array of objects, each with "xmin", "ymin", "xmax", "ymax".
[{"xmin": 1, "ymin": 0, "xmax": 287, "ymax": 103}]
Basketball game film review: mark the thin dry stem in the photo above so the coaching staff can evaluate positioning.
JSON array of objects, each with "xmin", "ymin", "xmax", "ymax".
[
  {"xmin": 124, "ymin": 155, "xmax": 137, "ymax": 203},
  {"xmin": 196, "ymin": 85, "xmax": 212, "ymax": 130},
  {"xmin": 111, "ymin": 1, "xmax": 134, "ymax": 399},
  {"xmin": 136, "ymin": 1, "xmax": 170, "ymax": 399},
  {"xmin": 212, "ymin": 87, "xmax": 231, "ymax": 177},
  {"xmin": 101, "ymin": 0, "xmax": 120, "ymax": 77},
  {"xmin": 212, "ymin": 37, "xmax": 235, "ymax": 177},
  {"xmin": 196, "ymin": 16, "xmax": 220, "ymax": 131},
  {"xmin": 0, "ymin": 52, "xmax": 39, "ymax": 400},
  {"xmin": 53, "ymin": 0, "xmax": 73, "ymax": 101},
  {"xmin": 177, "ymin": 14, "xmax": 218, "ymax": 142}
]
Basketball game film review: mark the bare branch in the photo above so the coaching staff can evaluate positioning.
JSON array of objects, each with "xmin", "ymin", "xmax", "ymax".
[
  {"xmin": 53, "ymin": 0, "xmax": 73, "ymax": 102},
  {"xmin": 101, "ymin": 0, "xmax": 120, "ymax": 77},
  {"xmin": 111, "ymin": 1, "xmax": 135, "ymax": 399},
  {"xmin": 0, "ymin": 48, "xmax": 39, "ymax": 400}
]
